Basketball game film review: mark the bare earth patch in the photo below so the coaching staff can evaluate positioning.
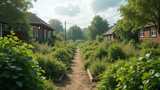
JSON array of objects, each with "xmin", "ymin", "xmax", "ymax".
[{"xmin": 55, "ymin": 47, "xmax": 96, "ymax": 90}]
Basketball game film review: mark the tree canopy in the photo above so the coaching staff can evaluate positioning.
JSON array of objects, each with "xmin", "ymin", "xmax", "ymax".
[
  {"xmin": 0, "ymin": 0, "xmax": 37, "ymax": 42},
  {"xmin": 67, "ymin": 25, "xmax": 83, "ymax": 42},
  {"xmin": 114, "ymin": 19, "xmax": 138, "ymax": 42},
  {"xmin": 87, "ymin": 15, "xmax": 109, "ymax": 40},
  {"xmin": 49, "ymin": 19, "xmax": 64, "ymax": 34},
  {"xmin": 119, "ymin": 0, "xmax": 160, "ymax": 33}
]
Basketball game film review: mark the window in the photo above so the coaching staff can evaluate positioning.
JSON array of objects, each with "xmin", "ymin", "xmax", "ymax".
[
  {"xmin": 150, "ymin": 27, "xmax": 157, "ymax": 37},
  {"xmin": 44, "ymin": 30, "xmax": 46, "ymax": 39},
  {"xmin": 0, "ymin": 24, "xmax": 2, "ymax": 37},
  {"xmin": 31, "ymin": 27, "xmax": 38, "ymax": 38},
  {"xmin": 48, "ymin": 31, "xmax": 51, "ymax": 38},
  {"xmin": 140, "ymin": 29, "xmax": 144, "ymax": 37}
]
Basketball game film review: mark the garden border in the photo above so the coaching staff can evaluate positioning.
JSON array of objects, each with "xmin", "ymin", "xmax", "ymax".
[{"xmin": 87, "ymin": 69, "xmax": 100, "ymax": 82}]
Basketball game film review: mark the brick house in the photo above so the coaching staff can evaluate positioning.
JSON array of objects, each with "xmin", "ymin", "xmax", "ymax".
[
  {"xmin": 103, "ymin": 25, "xmax": 119, "ymax": 40},
  {"xmin": 26, "ymin": 13, "xmax": 56, "ymax": 40},
  {"xmin": 138, "ymin": 24, "xmax": 160, "ymax": 43},
  {"xmin": 0, "ymin": 13, "xmax": 56, "ymax": 40}
]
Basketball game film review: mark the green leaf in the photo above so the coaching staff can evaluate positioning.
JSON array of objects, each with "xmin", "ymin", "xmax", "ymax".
[
  {"xmin": 2, "ymin": 71, "xmax": 10, "ymax": 78},
  {"xmin": 16, "ymin": 67, "xmax": 22, "ymax": 70},
  {"xmin": 16, "ymin": 81, "xmax": 23, "ymax": 88},
  {"xmin": 10, "ymin": 66, "xmax": 16, "ymax": 69},
  {"xmin": 12, "ymin": 76, "xmax": 18, "ymax": 79}
]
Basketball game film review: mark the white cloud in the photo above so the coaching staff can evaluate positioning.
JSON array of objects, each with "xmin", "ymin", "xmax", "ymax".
[
  {"xmin": 83, "ymin": 0, "xmax": 123, "ymax": 13},
  {"xmin": 53, "ymin": 2, "xmax": 80, "ymax": 16}
]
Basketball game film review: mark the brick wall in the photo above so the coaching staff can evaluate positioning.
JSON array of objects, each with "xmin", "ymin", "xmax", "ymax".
[{"xmin": 139, "ymin": 27, "xmax": 160, "ymax": 43}]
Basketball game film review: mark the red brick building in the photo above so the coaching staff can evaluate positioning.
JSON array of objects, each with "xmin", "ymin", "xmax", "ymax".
[
  {"xmin": 0, "ymin": 13, "xmax": 56, "ymax": 40},
  {"xmin": 138, "ymin": 25, "xmax": 160, "ymax": 43},
  {"xmin": 27, "ymin": 13, "xmax": 56, "ymax": 40}
]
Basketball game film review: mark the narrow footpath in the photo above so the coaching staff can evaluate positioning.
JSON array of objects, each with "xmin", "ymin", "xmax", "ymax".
[{"xmin": 56, "ymin": 47, "xmax": 96, "ymax": 90}]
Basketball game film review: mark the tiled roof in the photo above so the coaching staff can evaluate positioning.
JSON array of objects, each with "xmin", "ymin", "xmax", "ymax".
[
  {"xmin": 26, "ymin": 13, "xmax": 55, "ymax": 30},
  {"xmin": 103, "ymin": 26, "xmax": 115, "ymax": 35},
  {"xmin": 0, "ymin": 15, "xmax": 8, "ymax": 23}
]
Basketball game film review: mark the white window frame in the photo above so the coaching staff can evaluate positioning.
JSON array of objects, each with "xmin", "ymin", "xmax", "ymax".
[
  {"xmin": 0, "ymin": 24, "xmax": 2, "ymax": 37},
  {"xmin": 140, "ymin": 29, "xmax": 144, "ymax": 37},
  {"xmin": 44, "ymin": 30, "xmax": 47, "ymax": 39},
  {"xmin": 48, "ymin": 31, "xmax": 51, "ymax": 38},
  {"xmin": 150, "ymin": 27, "xmax": 156, "ymax": 37},
  {"xmin": 31, "ymin": 26, "xmax": 38, "ymax": 38}
]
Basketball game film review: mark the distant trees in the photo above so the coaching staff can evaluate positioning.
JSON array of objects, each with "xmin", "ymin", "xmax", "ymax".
[
  {"xmin": 87, "ymin": 15, "xmax": 109, "ymax": 40},
  {"xmin": 67, "ymin": 25, "xmax": 83, "ymax": 42},
  {"xmin": 48, "ymin": 19, "xmax": 64, "ymax": 34},
  {"xmin": 0, "ymin": 0, "xmax": 37, "ymax": 42}
]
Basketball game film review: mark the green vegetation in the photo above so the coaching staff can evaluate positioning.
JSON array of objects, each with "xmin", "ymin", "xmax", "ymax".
[
  {"xmin": 0, "ymin": 0, "xmax": 36, "ymax": 43},
  {"xmin": 49, "ymin": 19, "xmax": 64, "ymax": 34},
  {"xmin": 79, "ymin": 38, "xmax": 160, "ymax": 90},
  {"xmin": 0, "ymin": 32, "xmax": 56, "ymax": 90},
  {"xmin": 67, "ymin": 25, "xmax": 83, "ymax": 42},
  {"xmin": 87, "ymin": 15, "xmax": 109, "ymax": 40},
  {"xmin": 35, "ymin": 53, "xmax": 67, "ymax": 80}
]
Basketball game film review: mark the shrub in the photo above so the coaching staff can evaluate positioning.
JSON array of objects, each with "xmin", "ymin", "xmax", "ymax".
[
  {"xmin": 123, "ymin": 44, "xmax": 139, "ymax": 58},
  {"xmin": 141, "ymin": 48, "xmax": 160, "ymax": 56},
  {"xmin": 141, "ymin": 40, "xmax": 160, "ymax": 49},
  {"xmin": 108, "ymin": 44, "xmax": 125, "ymax": 62},
  {"xmin": 38, "ymin": 38, "xmax": 55, "ymax": 46},
  {"xmin": 0, "ymin": 32, "xmax": 45, "ymax": 89},
  {"xmin": 96, "ymin": 35, "xmax": 103, "ymax": 43},
  {"xmin": 83, "ymin": 59, "xmax": 90, "ymax": 70},
  {"xmin": 116, "ymin": 55, "xmax": 160, "ymax": 90},
  {"xmin": 35, "ymin": 53, "xmax": 67, "ymax": 80},
  {"xmin": 97, "ymin": 60, "xmax": 126, "ymax": 90},
  {"xmin": 89, "ymin": 60, "xmax": 107, "ymax": 77},
  {"xmin": 32, "ymin": 41, "xmax": 52, "ymax": 54},
  {"xmin": 94, "ymin": 46, "xmax": 108, "ymax": 59}
]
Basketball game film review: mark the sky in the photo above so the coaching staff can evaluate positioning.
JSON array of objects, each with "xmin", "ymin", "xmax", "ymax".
[{"xmin": 29, "ymin": 0, "xmax": 127, "ymax": 29}]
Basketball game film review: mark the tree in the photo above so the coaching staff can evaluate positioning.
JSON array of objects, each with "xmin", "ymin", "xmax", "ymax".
[
  {"xmin": 119, "ymin": 0, "xmax": 160, "ymax": 34},
  {"xmin": 114, "ymin": 19, "xmax": 138, "ymax": 42},
  {"xmin": 67, "ymin": 25, "xmax": 83, "ymax": 42},
  {"xmin": 0, "ymin": 0, "xmax": 36, "ymax": 43},
  {"xmin": 49, "ymin": 19, "xmax": 64, "ymax": 34},
  {"xmin": 82, "ymin": 28, "xmax": 88, "ymax": 40},
  {"xmin": 87, "ymin": 15, "xmax": 109, "ymax": 40}
]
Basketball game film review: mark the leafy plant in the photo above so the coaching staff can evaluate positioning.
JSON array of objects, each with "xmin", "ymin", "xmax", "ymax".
[
  {"xmin": 35, "ymin": 53, "xmax": 67, "ymax": 80},
  {"xmin": 0, "ymin": 32, "xmax": 46, "ymax": 89},
  {"xmin": 97, "ymin": 60, "xmax": 126, "ymax": 90},
  {"xmin": 89, "ymin": 60, "xmax": 107, "ymax": 77},
  {"xmin": 108, "ymin": 44, "xmax": 125, "ymax": 62},
  {"xmin": 116, "ymin": 55, "xmax": 160, "ymax": 90}
]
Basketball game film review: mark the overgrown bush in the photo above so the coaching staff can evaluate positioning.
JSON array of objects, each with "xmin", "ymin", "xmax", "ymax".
[
  {"xmin": 38, "ymin": 38, "xmax": 55, "ymax": 46},
  {"xmin": 116, "ymin": 55, "xmax": 160, "ymax": 90},
  {"xmin": 96, "ymin": 35, "xmax": 103, "ymax": 43},
  {"xmin": 35, "ymin": 53, "xmax": 67, "ymax": 80},
  {"xmin": 97, "ymin": 60, "xmax": 126, "ymax": 90},
  {"xmin": 141, "ymin": 40, "xmax": 160, "ymax": 50},
  {"xmin": 83, "ymin": 59, "xmax": 90, "ymax": 70},
  {"xmin": 32, "ymin": 41, "xmax": 52, "ymax": 54},
  {"xmin": 123, "ymin": 44, "xmax": 139, "ymax": 58},
  {"xmin": 93, "ymin": 46, "xmax": 108, "ymax": 59},
  {"xmin": 0, "ymin": 32, "xmax": 46, "ymax": 89},
  {"xmin": 108, "ymin": 44, "xmax": 125, "ymax": 62},
  {"xmin": 97, "ymin": 55, "xmax": 160, "ymax": 90},
  {"xmin": 89, "ymin": 60, "xmax": 107, "ymax": 77}
]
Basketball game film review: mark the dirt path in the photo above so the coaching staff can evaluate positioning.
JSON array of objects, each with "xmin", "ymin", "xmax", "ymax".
[{"xmin": 55, "ymin": 47, "xmax": 96, "ymax": 90}]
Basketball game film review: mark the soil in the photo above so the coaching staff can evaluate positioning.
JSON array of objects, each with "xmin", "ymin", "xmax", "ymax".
[{"xmin": 55, "ymin": 47, "xmax": 96, "ymax": 90}]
